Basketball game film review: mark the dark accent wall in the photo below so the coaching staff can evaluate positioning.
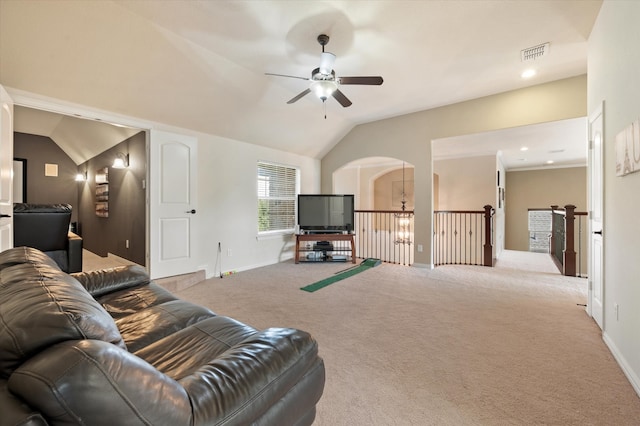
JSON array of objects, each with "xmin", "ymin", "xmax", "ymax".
[
  {"xmin": 13, "ymin": 133, "xmax": 79, "ymax": 222},
  {"xmin": 77, "ymin": 132, "xmax": 146, "ymax": 265}
]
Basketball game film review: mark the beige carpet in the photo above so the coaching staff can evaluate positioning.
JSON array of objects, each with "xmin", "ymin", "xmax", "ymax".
[{"xmin": 176, "ymin": 251, "xmax": 640, "ymax": 425}]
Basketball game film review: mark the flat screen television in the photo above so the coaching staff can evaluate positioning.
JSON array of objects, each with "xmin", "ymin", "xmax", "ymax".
[{"xmin": 298, "ymin": 194, "xmax": 354, "ymax": 233}]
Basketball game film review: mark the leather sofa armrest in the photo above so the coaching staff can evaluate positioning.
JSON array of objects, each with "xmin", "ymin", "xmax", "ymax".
[
  {"xmin": 67, "ymin": 232, "xmax": 83, "ymax": 273},
  {"xmin": 180, "ymin": 328, "xmax": 325, "ymax": 425},
  {"xmin": 8, "ymin": 340, "xmax": 192, "ymax": 426},
  {"xmin": 72, "ymin": 264, "xmax": 150, "ymax": 297},
  {"xmin": 0, "ymin": 380, "xmax": 48, "ymax": 426}
]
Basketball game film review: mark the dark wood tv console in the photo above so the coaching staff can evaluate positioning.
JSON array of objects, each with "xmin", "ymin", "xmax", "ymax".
[{"xmin": 295, "ymin": 233, "xmax": 356, "ymax": 264}]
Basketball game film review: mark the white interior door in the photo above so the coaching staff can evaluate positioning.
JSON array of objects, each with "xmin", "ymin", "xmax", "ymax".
[
  {"xmin": 149, "ymin": 130, "xmax": 198, "ymax": 279},
  {"xmin": 0, "ymin": 86, "xmax": 14, "ymax": 252},
  {"xmin": 588, "ymin": 102, "xmax": 604, "ymax": 329}
]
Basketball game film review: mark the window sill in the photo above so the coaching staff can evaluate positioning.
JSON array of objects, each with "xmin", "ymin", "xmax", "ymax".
[{"xmin": 256, "ymin": 230, "xmax": 295, "ymax": 241}]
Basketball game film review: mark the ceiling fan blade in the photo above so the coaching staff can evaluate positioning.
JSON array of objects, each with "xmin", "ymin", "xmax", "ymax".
[
  {"xmin": 332, "ymin": 89, "xmax": 352, "ymax": 107},
  {"xmin": 319, "ymin": 52, "xmax": 336, "ymax": 75},
  {"xmin": 287, "ymin": 88, "xmax": 311, "ymax": 104},
  {"xmin": 265, "ymin": 72, "xmax": 309, "ymax": 81},
  {"xmin": 339, "ymin": 76, "xmax": 384, "ymax": 85}
]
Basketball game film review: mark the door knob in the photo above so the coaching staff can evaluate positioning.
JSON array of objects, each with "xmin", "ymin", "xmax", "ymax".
[
  {"xmin": 0, "ymin": 214, "xmax": 10, "ymax": 218},
  {"xmin": 593, "ymin": 230, "xmax": 602, "ymax": 236},
  {"xmin": 186, "ymin": 209, "xmax": 196, "ymax": 214}
]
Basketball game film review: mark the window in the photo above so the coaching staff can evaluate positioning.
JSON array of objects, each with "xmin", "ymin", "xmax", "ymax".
[{"xmin": 257, "ymin": 161, "xmax": 298, "ymax": 233}]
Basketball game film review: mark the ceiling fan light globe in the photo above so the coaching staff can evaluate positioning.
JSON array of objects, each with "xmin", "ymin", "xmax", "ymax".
[{"xmin": 311, "ymin": 80, "xmax": 337, "ymax": 100}]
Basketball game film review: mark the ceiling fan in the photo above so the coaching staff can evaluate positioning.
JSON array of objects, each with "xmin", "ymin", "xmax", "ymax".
[{"xmin": 266, "ymin": 34, "xmax": 383, "ymax": 108}]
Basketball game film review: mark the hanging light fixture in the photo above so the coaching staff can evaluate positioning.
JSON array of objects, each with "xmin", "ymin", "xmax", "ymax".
[{"xmin": 394, "ymin": 162, "xmax": 413, "ymax": 245}]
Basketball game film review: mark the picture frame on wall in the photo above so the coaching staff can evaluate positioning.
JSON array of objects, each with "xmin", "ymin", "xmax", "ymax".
[{"xmin": 615, "ymin": 118, "xmax": 640, "ymax": 177}]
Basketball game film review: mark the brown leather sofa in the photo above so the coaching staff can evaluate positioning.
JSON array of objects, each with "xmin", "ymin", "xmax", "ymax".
[
  {"xmin": 13, "ymin": 203, "xmax": 83, "ymax": 273},
  {"xmin": 0, "ymin": 247, "xmax": 325, "ymax": 426}
]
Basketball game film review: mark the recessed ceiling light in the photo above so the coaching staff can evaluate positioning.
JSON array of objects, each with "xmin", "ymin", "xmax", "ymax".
[
  {"xmin": 546, "ymin": 160, "xmax": 554, "ymax": 164},
  {"xmin": 521, "ymin": 69, "xmax": 536, "ymax": 79},
  {"xmin": 520, "ymin": 147, "xmax": 529, "ymax": 151}
]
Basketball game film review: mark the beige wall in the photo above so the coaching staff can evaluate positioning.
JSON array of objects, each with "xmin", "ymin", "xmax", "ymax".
[
  {"xmin": 13, "ymin": 132, "xmax": 79, "ymax": 222},
  {"xmin": 505, "ymin": 167, "xmax": 587, "ymax": 251},
  {"xmin": 332, "ymin": 166, "xmax": 359, "ymax": 205},
  {"xmin": 588, "ymin": 1, "xmax": 640, "ymax": 394},
  {"xmin": 322, "ymin": 75, "xmax": 587, "ymax": 267},
  {"xmin": 373, "ymin": 167, "xmax": 415, "ymax": 211},
  {"xmin": 433, "ymin": 155, "xmax": 495, "ymax": 211}
]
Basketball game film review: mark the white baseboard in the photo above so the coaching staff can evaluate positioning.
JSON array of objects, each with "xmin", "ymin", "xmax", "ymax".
[
  {"xmin": 603, "ymin": 331, "xmax": 640, "ymax": 398},
  {"xmin": 212, "ymin": 254, "xmax": 295, "ymax": 278},
  {"xmin": 412, "ymin": 262, "xmax": 434, "ymax": 269}
]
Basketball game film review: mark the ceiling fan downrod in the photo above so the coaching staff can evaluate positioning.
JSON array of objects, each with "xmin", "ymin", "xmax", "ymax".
[{"xmin": 317, "ymin": 34, "xmax": 330, "ymax": 52}]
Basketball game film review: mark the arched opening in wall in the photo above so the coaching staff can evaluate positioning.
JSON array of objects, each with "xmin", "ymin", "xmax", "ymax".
[{"xmin": 333, "ymin": 157, "xmax": 415, "ymax": 265}]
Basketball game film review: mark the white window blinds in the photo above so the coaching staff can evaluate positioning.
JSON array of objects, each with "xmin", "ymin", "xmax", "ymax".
[{"xmin": 257, "ymin": 161, "xmax": 298, "ymax": 233}]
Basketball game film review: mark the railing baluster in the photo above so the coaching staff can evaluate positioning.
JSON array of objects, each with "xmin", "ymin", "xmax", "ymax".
[
  {"xmin": 353, "ymin": 210, "xmax": 414, "ymax": 266},
  {"xmin": 430, "ymin": 207, "xmax": 494, "ymax": 267}
]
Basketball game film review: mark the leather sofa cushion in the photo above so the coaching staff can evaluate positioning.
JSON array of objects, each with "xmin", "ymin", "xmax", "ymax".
[
  {"xmin": 0, "ymin": 380, "xmax": 47, "ymax": 426},
  {"xmin": 134, "ymin": 315, "xmax": 259, "ymax": 379},
  {"xmin": 0, "ymin": 248, "xmax": 126, "ymax": 378},
  {"xmin": 96, "ymin": 282, "xmax": 217, "ymax": 352},
  {"xmin": 43, "ymin": 249, "xmax": 68, "ymax": 272}
]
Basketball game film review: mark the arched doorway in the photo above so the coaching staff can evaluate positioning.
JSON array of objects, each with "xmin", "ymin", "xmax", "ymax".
[{"xmin": 333, "ymin": 157, "xmax": 415, "ymax": 265}]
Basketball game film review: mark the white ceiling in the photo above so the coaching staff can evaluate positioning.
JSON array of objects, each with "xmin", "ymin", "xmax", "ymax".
[
  {"xmin": 2, "ymin": 0, "xmax": 601, "ymax": 168},
  {"xmin": 13, "ymin": 106, "xmax": 141, "ymax": 165},
  {"xmin": 434, "ymin": 117, "xmax": 588, "ymax": 170}
]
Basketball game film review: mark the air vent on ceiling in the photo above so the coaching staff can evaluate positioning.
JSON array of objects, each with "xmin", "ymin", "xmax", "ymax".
[{"xmin": 521, "ymin": 42, "xmax": 550, "ymax": 62}]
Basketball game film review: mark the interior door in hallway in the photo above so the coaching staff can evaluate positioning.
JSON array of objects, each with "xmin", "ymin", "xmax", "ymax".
[
  {"xmin": 149, "ymin": 130, "xmax": 198, "ymax": 279},
  {"xmin": 588, "ymin": 102, "xmax": 604, "ymax": 329},
  {"xmin": 0, "ymin": 86, "xmax": 14, "ymax": 252}
]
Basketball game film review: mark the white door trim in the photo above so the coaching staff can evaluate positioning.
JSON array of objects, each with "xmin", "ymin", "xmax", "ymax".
[
  {"xmin": 5, "ymin": 89, "xmax": 185, "ymax": 275},
  {"xmin": 0, "ymin": 85, "xmax": 14, "ymax": 252},
  {"xmin": 588, "ymin": 101, "xmax": 604, "ymax": 329}
]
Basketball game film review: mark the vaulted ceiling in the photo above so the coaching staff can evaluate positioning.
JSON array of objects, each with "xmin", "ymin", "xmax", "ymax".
[{"xmin": 1, "ymin": 1, "xmax": 601, "ymax": 168}]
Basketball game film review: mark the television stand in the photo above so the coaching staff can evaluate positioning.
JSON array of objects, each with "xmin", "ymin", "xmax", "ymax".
[{"xmin": 295, "ymin": 233, "xmax": 356, "ymax": 264}]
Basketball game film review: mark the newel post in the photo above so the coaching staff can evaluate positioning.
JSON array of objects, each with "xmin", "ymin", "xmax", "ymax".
[
  {"xmin": 563, "ymin": 204, "xmax": 576, "ymax": 276},
  {"xmin": 549, "ymin": 205, "xmax": 559, "ymax": 255},
  {"xmin": 483, "ymin": 205, "xmax": 493, "ymax": 267}
]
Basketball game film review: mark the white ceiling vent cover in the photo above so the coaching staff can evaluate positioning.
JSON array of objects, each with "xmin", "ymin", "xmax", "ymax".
[{"xmin": 521, "ymin": 43, "xmax": 550, "ymax": 62}]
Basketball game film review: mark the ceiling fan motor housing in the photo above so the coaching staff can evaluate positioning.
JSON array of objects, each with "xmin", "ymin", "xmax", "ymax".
[{"xmin": 317, "ymin": 34, "xmax": 330, "ymax": 47}]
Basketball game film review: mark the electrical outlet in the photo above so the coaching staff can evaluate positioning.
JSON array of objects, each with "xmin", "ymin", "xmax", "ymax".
[
  {"xmin": 125, "ymin": 239, "xmax": 130, "ymax": 249},
  {"xmin": 614, "ymin": 303, "xmax": 619, "ymax": 321},
  {"xmin": 417, "ymin": 244, "xmax": 423, "ymax": 252},
  {"xmin": 227, "ymin": 248, "xmax": 232, "ymax": 257}
]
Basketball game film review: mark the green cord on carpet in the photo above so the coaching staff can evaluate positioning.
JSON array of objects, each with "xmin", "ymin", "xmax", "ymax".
[{"xmin": 300, "ymin": 258, "xmax": 381, "ymax": 292}]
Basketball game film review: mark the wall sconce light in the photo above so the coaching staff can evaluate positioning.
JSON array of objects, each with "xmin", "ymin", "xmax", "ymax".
[
  {"xmin": 112, "ymin": 152, "xmax": 129, "ymax": 169},
  {"xmin": 75, "ymin": 171, "xmax": 87, "ymax": 182}
]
